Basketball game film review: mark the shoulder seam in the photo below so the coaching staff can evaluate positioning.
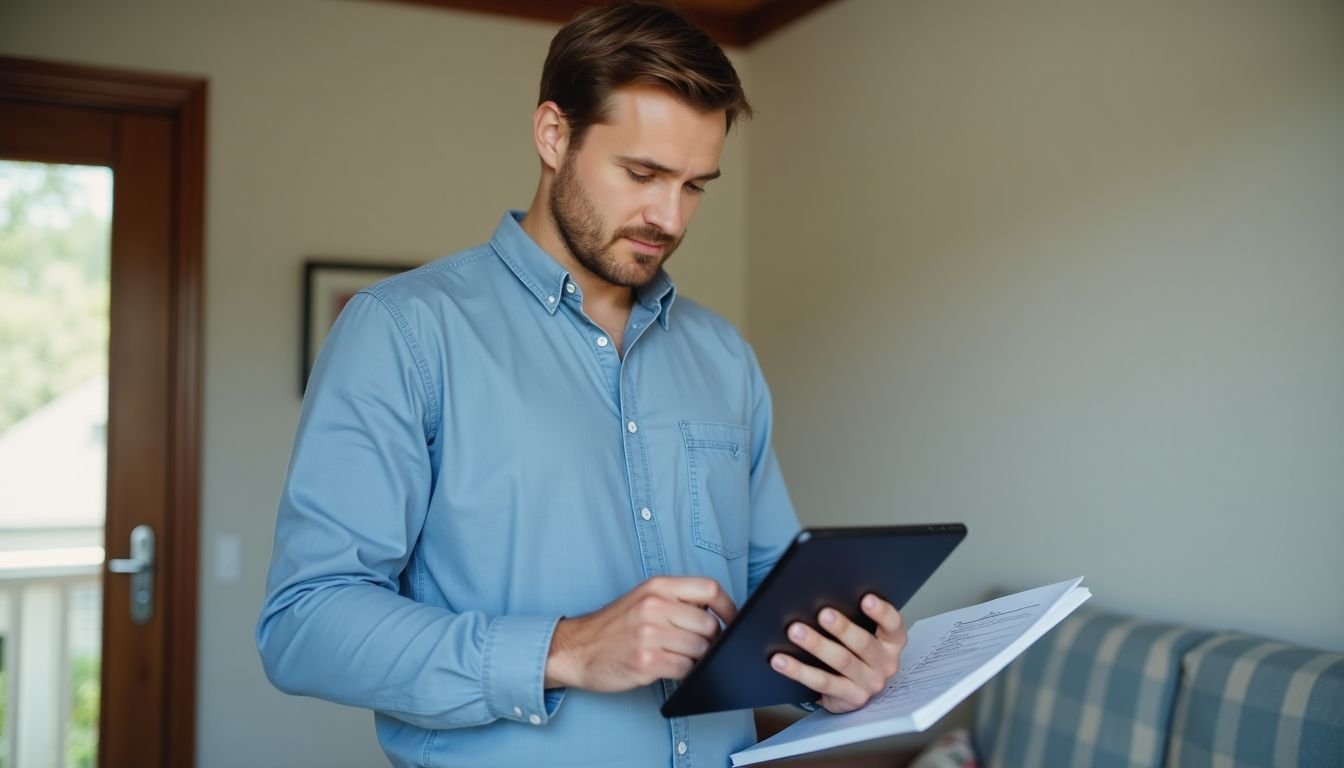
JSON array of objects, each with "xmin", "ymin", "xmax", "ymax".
[{"xmin": 359, "ymin": 287, "xmax": 441, "ymax": 443}]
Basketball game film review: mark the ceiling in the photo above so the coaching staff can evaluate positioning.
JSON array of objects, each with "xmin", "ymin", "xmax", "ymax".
[{"xmin": 369, "ymin": 0, "xmax": 843, "ymax": 47}]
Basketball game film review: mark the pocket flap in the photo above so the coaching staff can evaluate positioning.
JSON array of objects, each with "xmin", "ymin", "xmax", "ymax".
[{"xmin": 679, "ymin": 420, "xmax": 749, "ymax": 456}]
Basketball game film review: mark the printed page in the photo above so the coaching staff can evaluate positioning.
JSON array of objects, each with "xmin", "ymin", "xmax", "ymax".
[
  {"xmin": 862, "ymin": 576, "xmax": 1087, "ymax": 722},
  {"xmin": 731, "ymin": 578, "xmax": 1090, "ymax": 766}
]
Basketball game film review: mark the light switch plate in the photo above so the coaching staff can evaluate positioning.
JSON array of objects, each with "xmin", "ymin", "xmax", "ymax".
[{"xmin": 215, "ymin": 534, "xmax": 241, "ymax": 584}]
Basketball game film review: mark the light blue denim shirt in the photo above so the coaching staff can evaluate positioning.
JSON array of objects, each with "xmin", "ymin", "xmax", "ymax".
[{"xmin": 258, "ymin": 211, "xmax": 800, "ymax": 767}]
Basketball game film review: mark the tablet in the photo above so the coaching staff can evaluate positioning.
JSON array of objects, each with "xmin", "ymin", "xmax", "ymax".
[{"xmin": 660, "ymin": 523, "xmax": 967, "ymax": 718}]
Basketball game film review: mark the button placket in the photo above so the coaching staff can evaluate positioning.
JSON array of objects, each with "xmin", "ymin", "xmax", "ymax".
[
  {"xmin": 617, "ymin": 368, "xmax": 667, "ymax": 579},
  {"xmin": 615, "ymin": 341, "xmax": 675, "ymax": 768},
  {"xmin": 670, "ymin": 714, "xmax": 692, "ymax": 766}
]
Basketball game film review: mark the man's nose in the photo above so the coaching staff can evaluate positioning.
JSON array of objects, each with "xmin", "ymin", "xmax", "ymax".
[{"xmin": 642, "ymin": 188, "xmax": 684, "ymax": 237}]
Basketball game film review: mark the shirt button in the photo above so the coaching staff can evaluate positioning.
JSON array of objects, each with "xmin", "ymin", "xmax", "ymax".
[
  {"xmin": 641, "ymin": 508, "xmax": 652, "ymax": 520},
  {"xmin": 512, "ymin": 706, "xmax": 522, "ymax": 717},
  {"xmin": 529, "ymin": 714, "xmax": 542, "ymax": 725},
  {"xmin": 597, "ymin": 336, "xmax": 609, "ymax": 347},
  {"xmin": 626, "ymin": 420, "xmax": 638, "ymax": 433},
  {"xmin": 547, "ymin": 295, "xmax": 556, "ymax": 304},
  {"xmin": 565, "ymin": 282, "xmax": 576, "ymax": 294},
  {"xmin": 677, "ymin": 741, "xmax": 688, "ymax": 755}
]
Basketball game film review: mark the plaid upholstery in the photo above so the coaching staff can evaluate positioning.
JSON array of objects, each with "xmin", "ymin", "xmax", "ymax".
[
  {"xmin": 972, "ymin": 608, "xmax": 1213, "ymax": 768},
  {"xmin": 1165, "ymin": 634, "xmax": 1344, "ymax": 767}
]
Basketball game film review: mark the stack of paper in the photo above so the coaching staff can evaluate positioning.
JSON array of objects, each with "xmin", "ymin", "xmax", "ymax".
[{"xmin": 731, "ymin": 577, "xmax": 1092, "ymax": 766}]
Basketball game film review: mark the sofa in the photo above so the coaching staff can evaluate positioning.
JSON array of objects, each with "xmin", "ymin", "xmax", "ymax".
[{"xmin": 755, "ymin": 606, "xmax": 1344, "ymax": 766}]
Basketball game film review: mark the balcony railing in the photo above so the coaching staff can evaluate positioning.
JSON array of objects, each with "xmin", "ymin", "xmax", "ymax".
[{"xmin": 0, "ymin": 545, "xmax": 103, "ymax": 768}]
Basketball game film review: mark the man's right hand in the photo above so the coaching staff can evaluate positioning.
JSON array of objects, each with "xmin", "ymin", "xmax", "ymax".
[{"xmin": 544, "ymin": 576, "xmax": 736, "ymax": 692}]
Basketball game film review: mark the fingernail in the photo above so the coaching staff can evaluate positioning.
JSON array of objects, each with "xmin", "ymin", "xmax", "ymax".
[
  {"xmin": 821, "ymin": 609, "xmax": 837, "ymax": 626},
  {"xmin": 790, "ymin": 624, "xmax": 806, "ymax": 641},
  {"xmin": 863, "ymin": 595, "xmax": 878, "ymax": 611},
  {"xmin": 771, "ymin": 655, "xmax": 788, "ymax": 671}
]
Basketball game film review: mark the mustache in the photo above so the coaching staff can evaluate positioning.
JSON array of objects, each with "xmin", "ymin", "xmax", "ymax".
[{"xmin": 613, "ymin": 225, "xmax": 675, "ymax": 246}]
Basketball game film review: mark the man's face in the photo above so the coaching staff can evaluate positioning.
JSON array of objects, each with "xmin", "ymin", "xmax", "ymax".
[{"xmin": 549, "ymin": 86, "xmax": 727, "ymax": 289}]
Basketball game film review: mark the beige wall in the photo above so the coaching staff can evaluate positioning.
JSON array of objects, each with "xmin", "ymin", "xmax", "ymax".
[
  {"xmin": 746, "ymin": 0, "xmax": 1344, "ymax": 650},
  {"xmin": 3, "ymin": 0, "xmax": 1342, "ymax": 765},
  {"xmin": 0, "ymin": 1, "xmax": 746, "ymax": 766}
]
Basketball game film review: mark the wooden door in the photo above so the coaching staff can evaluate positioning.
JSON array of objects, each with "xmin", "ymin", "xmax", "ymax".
[{"xmin": 0, "ymin": 56, "xmax": 204, "ymax": 768}]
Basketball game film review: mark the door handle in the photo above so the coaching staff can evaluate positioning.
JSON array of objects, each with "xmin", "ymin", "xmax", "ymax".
[{"xmin": 108, "ymin": 524, "xmax": 155, "ymax": 625}]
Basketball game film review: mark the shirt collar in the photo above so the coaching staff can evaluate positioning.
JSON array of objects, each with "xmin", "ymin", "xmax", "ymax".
[{"xmin": 490, "ymin": 211, "xmax": 677, "ymax": 329}]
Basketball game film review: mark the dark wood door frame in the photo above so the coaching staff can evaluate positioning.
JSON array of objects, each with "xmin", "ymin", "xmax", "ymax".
[{"xmin": 0, "ymin": 55, "xmax": 205, "ymax": 768}]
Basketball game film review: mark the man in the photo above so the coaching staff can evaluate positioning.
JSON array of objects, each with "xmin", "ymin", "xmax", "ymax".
[{"xmin": 257, "ymin": 4, "xmax": 906, "ymax": 766}]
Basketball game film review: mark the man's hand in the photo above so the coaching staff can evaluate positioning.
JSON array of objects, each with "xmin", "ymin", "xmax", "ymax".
[
  {"xmin": 769, "ymin": 593, "xmax": 907, "ymax": 713},
  {"xmin": 545, "ymin": 576, "xmax": 736, "ymax": 692}
]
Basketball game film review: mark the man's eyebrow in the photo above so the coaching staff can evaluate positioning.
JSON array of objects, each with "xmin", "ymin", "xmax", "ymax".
[{"xmin": 617, "ymin": 155, "xmax": 721, "ymax": 182}]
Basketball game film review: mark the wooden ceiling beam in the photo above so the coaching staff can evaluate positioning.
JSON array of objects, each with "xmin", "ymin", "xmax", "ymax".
[{"xmin": 363, "ymin": 0, "xmax": 840, "ymax": 47}]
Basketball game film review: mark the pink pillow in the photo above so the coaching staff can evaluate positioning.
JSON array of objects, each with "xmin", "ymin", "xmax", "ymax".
[{"xmin": 908, "ymin": 727, "xmax": 978, "ymax": 768}]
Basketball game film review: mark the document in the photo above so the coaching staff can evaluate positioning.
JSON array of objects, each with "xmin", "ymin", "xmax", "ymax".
[{"xmin": 730, "ymin": 577, "xmax": 1091, "ymax": 766}]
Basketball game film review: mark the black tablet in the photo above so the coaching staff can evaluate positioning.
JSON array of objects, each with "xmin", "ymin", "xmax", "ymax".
[{"xmin": 660, "ymin": 523, "xmax": 967, "ymax": 718}]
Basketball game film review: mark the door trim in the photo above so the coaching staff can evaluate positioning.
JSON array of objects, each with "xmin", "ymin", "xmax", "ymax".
[{"xmin": 0, "ymin": 55, "xmax": 206, "ymax": 768}]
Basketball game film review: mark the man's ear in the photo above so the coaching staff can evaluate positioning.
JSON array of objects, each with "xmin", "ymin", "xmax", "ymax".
[{"xmin": 534, "ymin": 101, "xmax": 569, "ymax": 172}]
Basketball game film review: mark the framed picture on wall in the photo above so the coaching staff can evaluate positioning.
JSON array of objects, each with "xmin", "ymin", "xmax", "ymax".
[{"xmin": 301, "ymin": 259, "xmax": 417, "ymax": 395}]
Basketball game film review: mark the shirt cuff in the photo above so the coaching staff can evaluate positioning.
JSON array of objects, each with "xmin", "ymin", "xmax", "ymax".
[{"xmin": 481, "ymin": 614, "xmax": 564, "ymax": 725}]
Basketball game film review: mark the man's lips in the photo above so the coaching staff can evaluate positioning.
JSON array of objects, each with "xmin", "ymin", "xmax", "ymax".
[{"xmin": 623, "ymin": 236, "xmax": 667, "ymax": 256}]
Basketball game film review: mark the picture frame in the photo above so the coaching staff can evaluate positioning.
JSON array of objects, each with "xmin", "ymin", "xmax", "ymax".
[{"xmin": 301, "ymin": 259, "xmax": 417, "ymax": 394}]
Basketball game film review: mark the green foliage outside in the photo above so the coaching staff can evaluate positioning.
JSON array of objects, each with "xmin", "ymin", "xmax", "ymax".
[
  {"xmin": 0, "ymin": 160, "xmax": 111, "ymax": 434},
  {"xmin": 0, "ymin": 642, "xmax": 98, "ymax": 768},
  {"xmin": 67, "ymin": 653, "xmax": 100, "ymax": 768},
  {"xmin": 1, "ymin": 636, "xmax": 7, "ymax": 768},
  {"xmin": 0, "ymin": 643, "xmax": 99, "ymax": 768}
]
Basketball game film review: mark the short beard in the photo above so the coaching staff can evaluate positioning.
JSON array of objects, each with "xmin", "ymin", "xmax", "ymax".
[{"xmin": 549, "ymin": 157, "xmax": 680, "ymax": 289}]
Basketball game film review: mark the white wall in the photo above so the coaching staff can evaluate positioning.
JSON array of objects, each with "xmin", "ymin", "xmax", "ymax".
[
  {"xmin": 0, "ymin": 1, "xmax": 747, "ymax": 766},
  {"xmin": 745, "ymin": 0, "xmax": 1344, "ymax": 650}
]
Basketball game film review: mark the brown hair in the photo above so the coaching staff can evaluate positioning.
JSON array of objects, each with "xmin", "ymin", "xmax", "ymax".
[{"xmin": 540, "ymin": 2, "xmax": 752, "ymax": 147}]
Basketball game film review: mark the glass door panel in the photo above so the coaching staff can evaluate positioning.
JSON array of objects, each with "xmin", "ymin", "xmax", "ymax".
[{"xmin": 0, "ymin": 160, "xmax": 112, "ymax": 768}]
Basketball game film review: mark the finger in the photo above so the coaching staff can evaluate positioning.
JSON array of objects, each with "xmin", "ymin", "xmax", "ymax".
[
  {"xmin": 631, "ymin": 592, "xmax": 719, "ymax": 641},
  {"xmin": 657, "ymin": 626, "xmax": 713, "ymax": 660},
  {"xmin": 633, "ymin": 648, "xmax": 696, "ymax": 684},
  {"xmin": 695, "ymin": 579, "xmax": 738, "ymax": 624},
  {"xmin": 819, "ymin": 694, "xmax": 867, "ymax": 715},
  {"xmin": 789, "ymin": 618, "xmax": 886, "ymax": 694},
  {"xmin": 626, "ymin": 607, "xmax": 715, "ymax": 661},
  {"xmin": 861, "ymin": 594, "xmax": 906, "ymax": 642},
  {"xmin": 664, "ymin": 601, "xmax": 723, "ymax": 639},
  {"xmin": 663, "ymin": 654, "xmax": 695, "ymax": 681},
  {"xmin": 770, "ymin": 653, "xmax": 869, "ymax": 709},
  {"xmin": 824, "ymin": 605, "xmax": 903, "ymax": 681},
  {"xmin": 660, "ymin": 576, "xmax": 738, "ymax": 624},
  {"xmin": 817, "ymin": 608, "xmax": 889, "ymax": 669}
]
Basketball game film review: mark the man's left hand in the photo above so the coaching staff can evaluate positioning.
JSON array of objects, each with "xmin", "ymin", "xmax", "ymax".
[{"xmin": 769, "ymin": 593, "xmax": 907, "ymax": 714}]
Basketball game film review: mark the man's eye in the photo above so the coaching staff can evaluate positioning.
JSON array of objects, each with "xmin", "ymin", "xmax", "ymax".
[
  {"xmin": 626, "ymin": 169, "xmax": 653, "ymax": 184},
  {"xmin": 686, "ymin": 183, "xmax": 706, "ymax": 195}
]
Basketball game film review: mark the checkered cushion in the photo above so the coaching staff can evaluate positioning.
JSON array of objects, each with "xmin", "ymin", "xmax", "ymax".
[
  {"xmin": 973, "ymin": 608, "xmax": 1213, "ymax": 767},
  {"xmin": 1165, "ymin": 634, "xmax": 1344, "ymax": 767}
]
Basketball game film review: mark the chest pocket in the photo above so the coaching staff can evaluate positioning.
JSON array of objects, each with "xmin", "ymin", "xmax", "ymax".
[{"xmin": 681, "ymin": 420, "xmax": 751, "ymax": 559}]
